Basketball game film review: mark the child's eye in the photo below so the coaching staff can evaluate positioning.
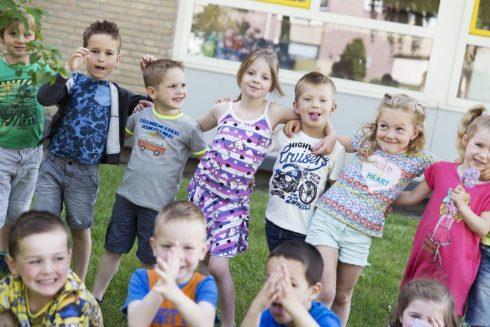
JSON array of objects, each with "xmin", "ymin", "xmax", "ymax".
[
  {"xmin": 262, "ymin": 75, "xmax": 270, "ymax": 80},
  {"xmin": 106, "ymin": 51, "xmax": 114, "ymax": 56},
  {"xmin": 184, "ymin": 246, "xmax": 195, "ymax": 251},
  {"xmin": 181, "ymin": 83, "xmax": 186, "ymax": 88},
  {"xmin": 379, "ymin": 124, "xmax": 387, "ymax": 129},
  {"xmin": 55, "ymin": 256, "xmax": 66, "ymax": 262},
  {"xmin": 91, "ymin": 50, "xmax": 99, "ymax": 54},
  {"xmin": 410, "ymin": 313, "xmax": 421, "ymax": 319},
  {"xmin": 396, "ymin": 127, "xmax": 405, "ymax": 133},
  {"xmin": 160, "ymin": 244, "xmax": 172, "ymax": 249},
  {"xmin": 28, "ymin": 260, "xmax": 41, "ymax": 265}
]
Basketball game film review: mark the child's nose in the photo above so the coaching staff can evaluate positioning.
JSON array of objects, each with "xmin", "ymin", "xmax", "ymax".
[{"xmin": 42, "ymin": 261, "xmax": 54, "ymax": 273}]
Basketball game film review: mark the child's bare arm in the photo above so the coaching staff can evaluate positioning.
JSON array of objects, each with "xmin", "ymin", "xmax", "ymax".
[
  {"xmin": 452, "ymin": 186, "xmax": 490, "ymax": 237},
  {"xmin": 481, "ymin": 166, "xmax": 490, "ymax": 181},
  {"xmin": 337, "ymin": 136, "xmax": 355, "ymax": 153},
  {"xmin": 170, "ymin": 292, "xmax": 215, "ymax": 327},
  {"xmin": 127, "ymin": 290, "xmax": 164, "ymax": 327},
  {"xmin": 395, "ymin": 180, "xmax": 431, "ymax": 206},
  {"xmin": 0, "ymin": 311, "xmax": 16, "ymax": 327},
  {"xmin": 312, "ymin": 121, "xmax": 337, "ymax": 155},
  {"xmin": 197, "ymin": 104, "xmax": 227, "ymax": 132},
  {"xmin": 241, "ymin": 271, "xmax": 281, "ymax": 327}
]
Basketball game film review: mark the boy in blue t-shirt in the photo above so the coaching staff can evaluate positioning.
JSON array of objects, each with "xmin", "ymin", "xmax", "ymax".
[
  {"xmin": 242, "ymin": 241, "xmax": 340, "ymax": 327},
  {"xmin": 32, "ymin": 20, "xmax": 147, "ymax": 282},
  {"xmin": 124, "ymin": 201, "xmax": 217, "ymax": 326}
]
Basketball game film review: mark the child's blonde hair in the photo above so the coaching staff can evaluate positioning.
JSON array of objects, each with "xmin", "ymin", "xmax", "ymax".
[
  {"xmin": 236, "ymin": 48, "xmax": 284, "ymax": 100},
  {"xmin": 390, "ymin": 279, "xmax": 458, "ymax": 327},
  {"xmin": 154, "ymin": 201, "xmax": 206, "ymax": 237},
  {"xmin": 294, "ymin": 71, "xmax": 336, "ymax": 102},
  {"xmin": 456, "ymin": 105, "xmax": 489, "ymax": 161},
  {"xmin": 143, "ymin": 59, "xmax": 184, "ymax": 88},
  {"xmin": 0, "ymin": 12, "xmax": 38, "ymax": 40},
  {"xmin": 359, "ymin": 93, "xmax": 426, "ymax": 160}
]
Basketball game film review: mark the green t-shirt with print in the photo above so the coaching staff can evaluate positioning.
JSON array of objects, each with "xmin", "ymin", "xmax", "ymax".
[{"xmin": 0, "ymin": 58, "xmax": 45, "ymax": 149}]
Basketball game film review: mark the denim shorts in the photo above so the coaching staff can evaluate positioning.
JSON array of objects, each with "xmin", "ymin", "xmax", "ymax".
[
  {"xmin": 265, "ymin": 218, "xmax": 306, "ymax": 252},
  {"xmin": 104, "ymin": 194, "xmax": 158, "ymax": 265},
  {"xmin": 465, "ymin": 244, "xmax": 490, "ymax": 326},
  {"xmin": 32, "ymin": 153, "xmax": 99, "ymax": 230},
  {"xmin": 0, "ymin": 146, "xmax": 43, "ymax": 227},
  {"xmin": 306, "ymin": 209, "xmax": 372, "ymax": 266}
]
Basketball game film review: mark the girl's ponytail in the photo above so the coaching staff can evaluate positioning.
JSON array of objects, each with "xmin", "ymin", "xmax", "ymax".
[{"xmin": 456, "ymin": 105, "xmax": 487, "ymax": 160}]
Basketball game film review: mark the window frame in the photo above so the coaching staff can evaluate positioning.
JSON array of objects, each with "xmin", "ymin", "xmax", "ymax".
[{"xmin": 173, "ymin": 0, "xmax": 489, "ymax": 112}]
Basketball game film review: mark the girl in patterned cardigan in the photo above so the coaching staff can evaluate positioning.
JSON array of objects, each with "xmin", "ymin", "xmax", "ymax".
[{"xmin": 305, "ymin": 94, "xmax": 434, "ymax": 326}]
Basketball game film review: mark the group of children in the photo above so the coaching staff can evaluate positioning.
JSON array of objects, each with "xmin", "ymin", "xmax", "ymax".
[{"xmin": 0, "ymin": 11, "xmax": 489, "ymax": 327}]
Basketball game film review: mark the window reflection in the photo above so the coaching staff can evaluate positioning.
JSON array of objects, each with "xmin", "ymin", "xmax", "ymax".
[
  {"xmin": 458, "ymin": 45, "xmax": 490, "ymax": 103},
  {"xmin": 190, "ymin": 4, "xmax": 432, "ymax": 91},
  {"xmin": 475, "ymin": 0, "xmax": 490, "ymax": 31},
  {"xmin": 320, "ymin": 0, "xmax": 439, "ymax": 28}
]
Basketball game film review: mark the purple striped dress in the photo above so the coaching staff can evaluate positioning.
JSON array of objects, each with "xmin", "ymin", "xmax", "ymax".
[{"xmin": 188, "ymin": 101, "xmax": 273, "ymax": 257}]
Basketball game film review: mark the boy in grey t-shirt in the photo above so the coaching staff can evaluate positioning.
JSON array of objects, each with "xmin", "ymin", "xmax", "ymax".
[{"xmin": 91, "ymin": 59, "xmax": 208, "ymax": 302}]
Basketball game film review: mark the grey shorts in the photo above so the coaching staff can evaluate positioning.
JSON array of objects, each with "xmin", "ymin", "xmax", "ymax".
[
  {"xmin": 32, "ymin": 153, "xmax": 99, "ymax": 230},
  {"xmin": 0, "ymin": 146, "xmax": 43, "ymax": 227}
]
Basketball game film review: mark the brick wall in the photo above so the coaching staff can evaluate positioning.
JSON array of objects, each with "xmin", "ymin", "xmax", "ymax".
[{"xmin": 32, "ymin": 0, "xmax": 178, "ymax": 94}]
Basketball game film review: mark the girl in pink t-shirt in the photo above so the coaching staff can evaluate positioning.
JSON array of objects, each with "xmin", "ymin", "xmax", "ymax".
[{"xmin": 396, "ymin": 106, "xmax": 490, "ymax": 316}]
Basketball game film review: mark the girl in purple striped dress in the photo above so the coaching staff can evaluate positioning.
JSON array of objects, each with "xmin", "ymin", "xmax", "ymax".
[{"xmin": 188, "ymin": 49, "xmax": 304, "ymax": 326}]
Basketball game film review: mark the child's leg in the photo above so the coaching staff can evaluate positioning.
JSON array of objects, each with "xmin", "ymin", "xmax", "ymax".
[
  {"xmin": 209, "ymin": 255, "xmax": 235, "ymax": 327},
  {"xmin": 93, "ymin": 194, "xmax": 140, "ymax": 299},
  {"xmin": 0, "ymin": 147, "xmax": 42, "ymax": 254},
  {"xmin": 333, "ymin": 262, "xmax": 363, "ymax": 327},
  {"xmin": 63, "ymin": 160, "xmax": 99, "ymax": 281},
  {"xmin": 465, "ymin": 244, "xmax": 490, "ymax": 326},
  {"xmin": 316, "ymin": 245, "xmax": 339, "ymax": 306},
  {"xmin": 92, "ymin": 249, "xmax": 123, "ymax": 300}
]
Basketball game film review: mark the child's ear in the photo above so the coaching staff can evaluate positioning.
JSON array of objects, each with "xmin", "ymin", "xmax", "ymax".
[
  {"xmin": 293, "ymin": 101, "xmax": 300, "ymax": 114},
  {"xmin": 6, "ymin": 255, "xmax": 17, "ymax": 276},
  {"xmin": 331, "ymin": 103, "xmax": 337, "ymax": 114},
  {"xmin": 462, "ymin": 134, "xmax": 469, "ymax": 147},
  {"xmin": 115, "ymin": 54, "xmax": 121, "ymax": 66},
  {"xmin": 410, "ymin": 129, "xmax": 419, "ymax": 141},
  {"xmin": 146, "ymin": 86, "xmax": 157, "ymax": 100},
  {"xmin": 309, "ymin": 282, "xmax": 322, "ymax": 301},
  {"xmin": 149, "ymin": 237, "xmax": 157, "ymax": 257},
  {"xmin": 199, "ymin": 241, "xmax": 210, "ymax": 260}
]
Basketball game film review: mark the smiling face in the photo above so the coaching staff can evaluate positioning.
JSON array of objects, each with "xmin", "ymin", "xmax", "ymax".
[
  {"xmin": 151, "ymin": 219, "xmax": 208, "ymax": 283},
  {"xmin": 294, "ymin": 83, "xmax": 335, "ymax": 137},
  {"xmin": 240, "ymin": 57, "xmax": 273, "ymax": 99},
  {"xmin": 376, "ymin": 107, "xmax": 418, "ymax": 155},
  {"xmin": 1, "ymin": 22, "xmax": 35, "ymax": 64},
  {"xmin": 84, "ymin": 33, "xmax": 120, "ymax": 80},
  {"xmin": 7, "ymin": 230, "xmax": 71, "ymax": 307},
  {"xmin": 462, "ymin": 127, "xmax": 490, "ymax": 172},
  {"xmin": 400, "ymin": 299, "xmax": 446, "ymax": 327},
  {"xmin": 266, "ymin": 256, "xmax": 318, "ymax": 326},
  {"xmin": 148, "ymin": 68, "xmax": 187, "ymax": 113}
]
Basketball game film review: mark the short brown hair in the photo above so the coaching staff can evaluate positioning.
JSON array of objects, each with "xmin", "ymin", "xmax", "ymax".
[
  {"xmin": 294, "ymin": 72, "xmax": 336, "ymax": 101},
  {"xmin": 83, "ymin": 20, "xmax": 121, "ymax": 52},
  {"xmin": 154, "ymin": 201, "xmax": 205, "ymax": 237},
  {"xmin": 8, "ymin": 210, "xmax": 69, "ymax": 259},
  {"xmin": 143, "ymin": 59, "xmax": 184, "ymax": 88},
  {"xmin": 269, "ymin": 241, "xmax": 323, "ymax": 286}
]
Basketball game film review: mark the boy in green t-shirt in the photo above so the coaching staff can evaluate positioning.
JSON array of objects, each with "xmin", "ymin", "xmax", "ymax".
[{"xmin": 0, "ymin": 14, "xmax": 45, "ymax": 272}]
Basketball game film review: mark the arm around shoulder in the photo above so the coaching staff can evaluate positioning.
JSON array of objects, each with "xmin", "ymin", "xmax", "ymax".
[
  {"xmin": 197, "ymin": 104, "xmax": 226, "ymax": 132},
  {"xmin": 395, "ymin": 180, "xmax": 431, "ymax": 206},
  {"xmin": 338, "ymin": 136, "xmax": 355, "ymax": 153}
]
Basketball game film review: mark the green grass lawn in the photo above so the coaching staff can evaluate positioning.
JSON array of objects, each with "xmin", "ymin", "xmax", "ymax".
[{"xmin": 86, "ymin": 165, "xmax": 419, "ymax": 326}]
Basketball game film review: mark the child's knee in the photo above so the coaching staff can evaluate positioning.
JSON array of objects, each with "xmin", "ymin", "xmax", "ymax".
[
  {"xmin": 319, "ymin": 287, "xmax": 336, "ymax": 305},
  {"xmin": 334, "ymin": 289, "xmax": 353, "ymax": 305}
]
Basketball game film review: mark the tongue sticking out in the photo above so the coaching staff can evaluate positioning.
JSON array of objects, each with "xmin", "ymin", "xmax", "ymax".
[
  {"xmin": 309, "ymin": 112, "xmax": 319, "ymax": 121},
  {"xmin": 270, "ymin": 303, "xmax": 285, "ymax": 317}
]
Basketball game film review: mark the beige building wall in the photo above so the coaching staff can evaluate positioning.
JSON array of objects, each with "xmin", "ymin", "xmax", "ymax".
[{"xmin": 32, "ymin": 0, "xmax": 178, "ymax": 94}]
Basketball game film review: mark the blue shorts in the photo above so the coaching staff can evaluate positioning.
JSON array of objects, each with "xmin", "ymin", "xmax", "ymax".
[
  {"xmin": 265, "ymin": 218, "xmax": 306, "ymax": 252},
  {"xmin": 306, "ymin": 209, "xmax": 372, "ymax": 266},
  {"xmin": 0, "ymin": 146, "xmax": 42, "ymax": 227},
  {"xmin": 33, "ymin": 153, "xmax": 99, "ymax": 230},
  {"xmin": 465, "ymin": 244, "xmax": 490, "ymax": 326},
  {"xmin": 104, "ymin": 194, "xmax": 158, "ymax": 265}
]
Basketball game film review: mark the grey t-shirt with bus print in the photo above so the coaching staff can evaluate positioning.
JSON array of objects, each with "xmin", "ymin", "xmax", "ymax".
[{"xmin": 117, "ymin": 107, "xmax": 208, "ymax": 211}]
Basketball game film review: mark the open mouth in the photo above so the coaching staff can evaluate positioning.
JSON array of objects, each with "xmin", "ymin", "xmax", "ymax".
[
  {"xmin": 309, "ymin": 112, "xmax": 321, "ymax": 121},
  {"xmin": 94, "ymin": 65, "xmax": 106, "ymax": 71},
  {"xmin": 37, "ymin": 278, "xmax": 58, "ymax": 285},
  {"xmin": 270, "ymin": 302, "xmax": 285, "ymax": 317}
]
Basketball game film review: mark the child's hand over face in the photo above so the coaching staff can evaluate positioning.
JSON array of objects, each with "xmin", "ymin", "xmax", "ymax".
[
  {"xmin": 153, "ymin": 249, "xmax": 181, "ymax": 302},
  {"xmin": 451, "ymin": 185, "xmax": 468, "ymax": 210},
  {"xmin": 283, "ymin": 120, "xmax": 301, "ymax": 138},
  {"xmin": 68, "ymin": 47, "xmax": 91, "ymax": 72},
  {"xmin": 140, "ymin": 54, "xmax": 156, "ymax": 71},
  {"xmin": 251, "ymin": 269, "xmax": 281, "ymax": 311},
  {"xmin": 275, "ymin": 264, "xmax": 302, "ymax": 312},
  {"xmin": 480, "ymin": 166, "xmax": 490, "ymax": 181}
]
